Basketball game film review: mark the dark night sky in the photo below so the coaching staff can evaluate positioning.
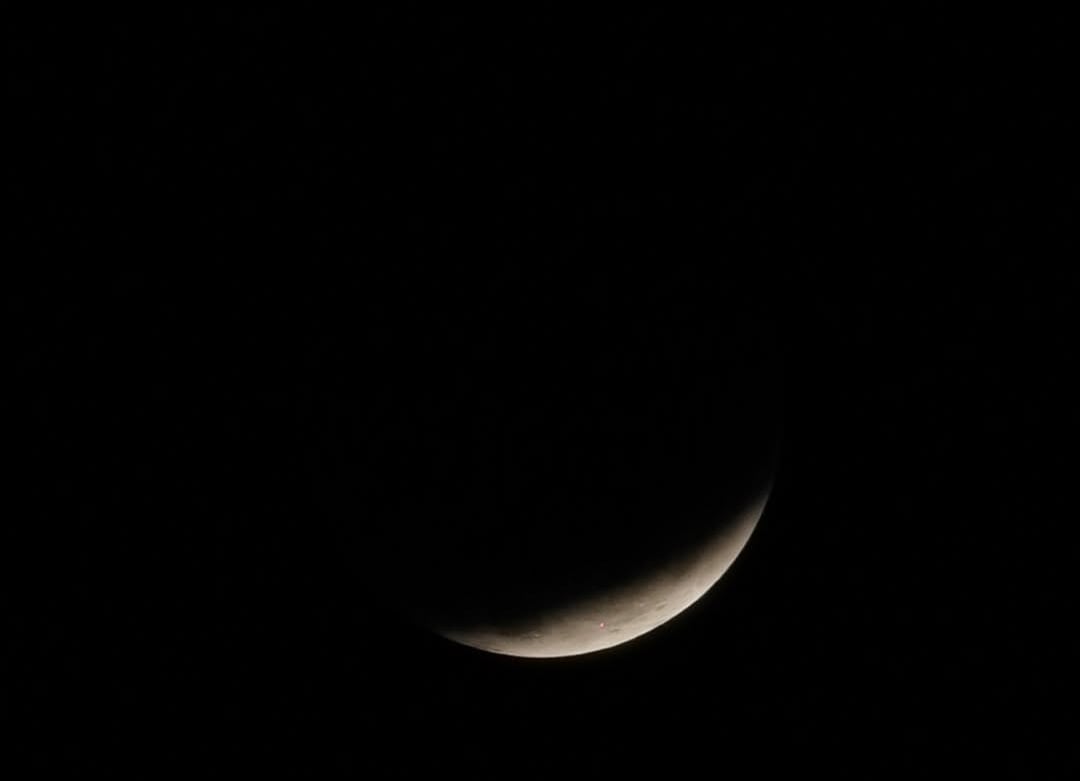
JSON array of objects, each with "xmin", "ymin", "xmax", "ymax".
[{"xmin": 6, "ymin": 8, "xmax": 1076, "ymax": 775}]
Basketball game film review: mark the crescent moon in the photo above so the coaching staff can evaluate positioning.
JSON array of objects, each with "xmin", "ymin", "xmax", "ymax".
[{"xmin": 433, "ymin": 482, "xmax": 771, "ymax": 658}]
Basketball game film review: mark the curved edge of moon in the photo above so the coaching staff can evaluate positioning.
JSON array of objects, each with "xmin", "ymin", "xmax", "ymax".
[{"xmin": 436, "ymin": 482, "xmax": 772, "ymax": 658}]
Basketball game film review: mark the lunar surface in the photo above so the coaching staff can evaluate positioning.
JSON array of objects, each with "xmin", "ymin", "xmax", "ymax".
[
  {"xmin": 436, "ymin": 484, "xmax": 771, "ymax": 658},
  {"xmin": 314, "ymin": 220, "xmax": 783, "ymax": 660},
  {"xmin": 324, "ymin": 297, "xmax": 782, "ymax": 658}
]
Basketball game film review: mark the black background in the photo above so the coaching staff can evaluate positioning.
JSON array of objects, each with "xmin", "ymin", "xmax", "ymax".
[{"xmin": 6, "ymin": 8, "xmax": 1075, "ymax": 775}]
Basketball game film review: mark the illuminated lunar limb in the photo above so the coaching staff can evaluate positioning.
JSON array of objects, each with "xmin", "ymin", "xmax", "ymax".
[{"xmin": 435, "ymin": 484, "xmax": 770, "ymax": 658}]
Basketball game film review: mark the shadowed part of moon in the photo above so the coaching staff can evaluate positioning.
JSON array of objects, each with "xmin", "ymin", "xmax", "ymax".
[
  {"xmin": 433, "ymin": 484, "xmax": 770, "ymax": 658},
  {"xmin": 309, "ymin": 225, "xmax": 784, "ymax": 660}
]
